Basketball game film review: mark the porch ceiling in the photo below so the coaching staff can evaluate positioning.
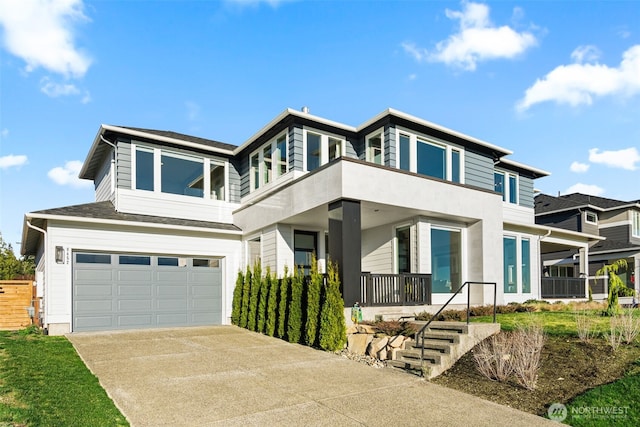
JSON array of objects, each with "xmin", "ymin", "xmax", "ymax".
[{"xmin": 281, "ymin": 201, "xmax": 475, "ymax": 231}]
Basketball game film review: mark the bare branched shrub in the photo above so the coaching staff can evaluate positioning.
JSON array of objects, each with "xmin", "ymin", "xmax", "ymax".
[
  {"xmin": 511, "ymin": 323, "xmax": 545, "ymax": 391},
  {"xmin": 604, "ymin": 321, "xmax": 623, "ymax": 352},
  {"xmin": 473, "ymin": 332, "xmax": 515, "ymax": 382},
  {"xmin": 616, "ymin": 310, "xmax": 640, "ymax": 344},
  {"xmin": 575, "ymin": 311, "xmax": 597, "ymax": 343}
]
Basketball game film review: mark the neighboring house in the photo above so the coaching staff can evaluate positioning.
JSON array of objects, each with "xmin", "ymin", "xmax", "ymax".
[
  {"xmin": 21, "ymin": 108, "xmax": 600, "ymax": 335},
  {"xmin": 535, "ymin": 193, "xmax": 640, "ymax": 298}
]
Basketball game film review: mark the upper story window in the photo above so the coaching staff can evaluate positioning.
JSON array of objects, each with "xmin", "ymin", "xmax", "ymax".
[
  {"xmin": 366, "ymin": 130, "xmax": 383, "ymax": 165},
  {"xmin": 303, "ymin": 128, "xmax": 345, "ymax": 172},
  {"xmin": 585, "ymin": 211, "xmax": 598, "ymax": 225},
  {"xmin": 632, "ymin": 210, "xmax": 640, "ymax": 238},
  {"xmin": 250, "ymin": 133, "xmax": 288, "ymax": 191},
  {"xmin": 494, "ymin": 171, "xmax": 518, "ymax": 204},
  {"xmin": 132, "ymin": 144, "xmax": 226, "ymax": 201},
  {"xmin": 396, "ymin": 130, "xmax": 463, "ymax": 183}
]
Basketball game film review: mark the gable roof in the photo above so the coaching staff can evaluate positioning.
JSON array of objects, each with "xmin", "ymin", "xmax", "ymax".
[
  {"xmin": 22, "ymin": 201, "xmax": 241, "ymax": 255},
  {"xmin": 535, "ymin": 193, "xmax": 640, "ymax": 215}
]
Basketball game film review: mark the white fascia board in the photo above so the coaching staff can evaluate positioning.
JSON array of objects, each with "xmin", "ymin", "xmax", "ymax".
[
  {"xmin": 232, "ymin": 108, "xmax": 357, "ymax": 155},
  {"xmin": 504, "ymin": 221, "xmax": 605, "ymax": 242},
  {"xmin": 497, "ymin": 157, "xmax": 550, "ymax": 177},
  {"xmin": 360, "ymin": 108, "xmax": 513, "ymax": 156},
  {"xmin": 79, "ymin": 124, "xmax": 110, "ymax": 178},
  {"xmin": 24, "ymin": 213, "xmax": 242, "ymax": 236}
]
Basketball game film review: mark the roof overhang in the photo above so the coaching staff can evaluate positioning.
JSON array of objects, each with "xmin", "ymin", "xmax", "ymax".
[
  {"xmin": 504, "ymin": 221, "xmax": 605, "ymax": 243},
  {"xmin": 497, "ymin": 158, "xmax": 550, "ymax": 178}
]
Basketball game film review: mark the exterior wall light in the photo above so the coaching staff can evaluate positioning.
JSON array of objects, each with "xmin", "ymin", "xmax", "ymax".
[{"xmin": 55, "ymin": 246, "xmax": 65, "ymax": 264}]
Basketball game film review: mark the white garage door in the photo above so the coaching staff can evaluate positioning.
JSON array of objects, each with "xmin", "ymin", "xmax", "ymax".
[{"xmin": 72, "ymin": 252, "xmax": 222, "ymax": 332}]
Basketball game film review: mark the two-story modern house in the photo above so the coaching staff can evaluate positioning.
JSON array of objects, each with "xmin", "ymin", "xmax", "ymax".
[
  {"xmin": 21, "ymin": 108, "xmax": 601, "ymax": 335},
  {"xmin": 535, "ymin": 193, "xmax": 640, "ymax": 298}
]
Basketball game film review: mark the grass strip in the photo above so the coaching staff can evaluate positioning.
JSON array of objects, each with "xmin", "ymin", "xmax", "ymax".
[{"xmin": 0, "ymin": 328, "xmax": 128, "ymax": 427}]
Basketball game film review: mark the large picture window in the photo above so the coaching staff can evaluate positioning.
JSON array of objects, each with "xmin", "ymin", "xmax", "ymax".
[
  {"xmin": 396, "ymin": 131, "xmax": 464, "ymax": 183},
  {"xmin": 250, "ymin": 133, "xmax": 289, "ymax": 191},
  {"xmin": 303, "ymin": 129, "xmax": 345, "ymax": 172},
  {"xmin": 135, "ymin": 148, "xmax": 154, "ymax": 191},
  {"xmin": 431, "ymin": 228, "xmax": 461, "ymax": 293},
  {"xmin": 133, "ymin": 145, "xmax": 226, "ymax": 200},
  {"xmin": 503, "ymin": 237, "xmax": 517, "ymax": 293}
]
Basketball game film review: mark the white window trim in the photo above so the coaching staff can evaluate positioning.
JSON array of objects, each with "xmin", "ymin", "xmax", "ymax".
[
  {"xmin": 633, "ymin": 211, "xmax": 640, "ymax": 238},
  {"xmin": 429, "ymin": 224, "xmax": 465, "ymax": 293},
  {"xmin": 365, "ymin": 128, "xmax": 384, "ymax": 165},
  {"xmin": 585, "ymin": 211, "xmax": 598, "ymax": 225},
  {"xmin": 503, "ymin": 234, "xmax": 533, "ymax": 294},
  {"xmin": 495, "ymin": 169, "xmax": 519, "ymax": 204},
  {"xmin": 249, "ymin": 131, "xmax": 289, "ymax": 192},
  {"xmin": 393, "ymin": 223, "xmax": 413, "ymax": 274},
  {"xmin": 131, "ymin": 144, "xmax": 228, "ymax": 201},
  {"xmin": 302, "ymin": 127, "xmax": 345, "ymax": 172},
  {"xmin": 394, "ymin": 126, "xmax": 465, "ymax": 184}
]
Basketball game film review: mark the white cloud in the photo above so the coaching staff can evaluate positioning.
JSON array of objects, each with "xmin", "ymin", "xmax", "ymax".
[
  {"xmin": 0, "ymin": 0, "xmax": 91, "ymax": 78},
  {"xmin": 403, "ymin": 1, "xmax": 537, "ymax": 71},
  {"xmin": 0, "ymin": 154, "xmax": 28, "ymax": 169},
  {"xmin": 564, "ymin": 183, "xmax": 605, "ymax": 197},
  {"xmin": 47, "ymin": 160, "xmax": 92, "ymax": 188},
  {"xmin": 570, "ymin": 161, "xmax": 590, "ymax": 173},
  {"xmin": 588, "ymin": 147, "xmax": 640, "ymax": 170},
  {"xmin": 570, "ymin": 45, "xmax": 601, "ymax": 64},
  {"xmin": 40, "ymin": 77, "xmax": 80, "ymax": 97},
  {"xmin": 517, "ymin": 44, "xmax": 640, "ymax": 111}
]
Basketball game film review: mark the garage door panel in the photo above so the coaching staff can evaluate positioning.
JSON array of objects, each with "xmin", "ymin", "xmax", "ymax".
[
  {"xmin": 118, "ymin": 270, "xmax": 153, "ymax": 281},
  {"xmin": 73, "ymin": 252, "xmax": 223, "ymax": 332},
  {"xmin": 117, "ymin": 314, "xmax": 153, "ymax": 327},
  {"xmin": 156, "ymin": 271, "xmax": 189, "ymax": 281},
  {"xmin": 75, "ymin": 269, "xmax": 113, "ymax": 282},
  {"xmin": 75, "ymin": 284, "xmax": 113, "ymax": 297},
  {"xmin": 118, "ymin": 299, "xmax": 153, "ymax": 311},
  {"xmin": 118, "ymin": 285, "xmax": 152, "ymax": 296},
  {"xmin": 75, "ymin": 299, "xmax": 113, "ymax": 313}
]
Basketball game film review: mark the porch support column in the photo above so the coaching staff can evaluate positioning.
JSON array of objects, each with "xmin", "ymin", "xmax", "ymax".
[
  {"xmin": 328, "ymin": 199, "xmax": 361, "ymax": 306},
  {"xmin": 579, "ymin": 246, "xmax": 589, "ymax": 298}
]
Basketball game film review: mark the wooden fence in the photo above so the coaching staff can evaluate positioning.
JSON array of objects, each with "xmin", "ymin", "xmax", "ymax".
[{"xmin": 0, "ymin": 280, "xmax": 40, "ymax": 330}]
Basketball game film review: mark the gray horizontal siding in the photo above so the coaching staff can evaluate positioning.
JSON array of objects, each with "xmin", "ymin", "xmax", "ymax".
[
  {"xmin": 290, "ymin": 125, "xmax": 303, "ymax": 172},
  {"xmin": 116, "ymin": 140, "xmax": 131, "ymax": 190},
  {"xmin": 228, "ymin": 160, "xmax": 241, "ymax": 203},
  {"xmin": 600, "ymin": 225, "xmax": 631, "ymax": 243},
  {"xmin": 94, "ymin": 152, "xmax": 113, "ymax": 202},
  {"xmin": 464, "ymin": 150, "xmax": 493, "ymax": 190},
  {"xmin": 537, "ymin": 212, "xmax": 581, "ymax": 232},
  {"xmin": 518, "ymin": 175, "xmax": 534, "ymax": 208},
  {"xmin": 385, "ymin": 125, "xmax": 396, "ymax": 168}
]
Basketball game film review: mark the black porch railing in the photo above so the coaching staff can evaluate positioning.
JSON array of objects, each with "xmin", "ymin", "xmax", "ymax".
[
  {"xmin": 541, "ymin": 277, "xmax": 586, "ymax": 299},
  {"xmin": 359, "ymin": 273, "xmax": 431, "ymax": 306}
]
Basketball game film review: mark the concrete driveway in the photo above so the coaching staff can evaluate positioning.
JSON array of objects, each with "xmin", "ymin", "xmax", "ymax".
[{"xmin": 68, "ymin": 326, "xmax": 554, "ymax": 427}]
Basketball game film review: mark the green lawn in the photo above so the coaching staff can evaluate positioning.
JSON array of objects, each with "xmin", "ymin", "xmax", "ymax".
[
  {"xmin": 0, "ymin": 328, "xmax": 128, "ymax": 427},
  {"xmin": 470, "ymin": 309, "xmax": 640, "ymax": 336}
]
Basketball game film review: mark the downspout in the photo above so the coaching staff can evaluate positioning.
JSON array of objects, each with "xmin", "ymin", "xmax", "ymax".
[
  {"xmin": 537, "ymin": 229, "xmax": 552, "ymax": 300},
  {"xmin": 99, "ymin": 134, "xmax": 117, "ymax": 209},
  {"xmin": 26, "ymin": 220, "xmax": 47, "ymax": 331}
]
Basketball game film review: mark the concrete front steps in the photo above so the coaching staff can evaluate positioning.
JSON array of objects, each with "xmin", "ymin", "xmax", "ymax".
[{"xmin": 388, "ymin": 321, "xmax": 500, "ymax": 379}]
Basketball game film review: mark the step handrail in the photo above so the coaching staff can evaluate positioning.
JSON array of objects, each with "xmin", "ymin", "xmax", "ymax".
[{"xmin": 415, "ymin": 281, "xmax": 497, "ymax": 367}]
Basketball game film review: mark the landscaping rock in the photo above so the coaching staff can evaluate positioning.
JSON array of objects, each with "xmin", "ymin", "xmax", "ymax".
[
  {"xmin": 367, "ymin": 336, "xmax": 389, "ymax": 357},
  {"xmin": 356, "ymin": 324, "xmax": 377, "ymax": 334},
  {"xmin": 377, "ymin": 348, "xmax": 388, "ymax": 360},
  {"xmin": 388, "ymin": 335, "xmax": 406, "ymax": 348},
  {"xmin": 346, "ymin": 326, "xmax": 358, "ymax": 334},
  {"xmin": 347, "ymin": 333, "xmax": 373, "ymax": 355}
]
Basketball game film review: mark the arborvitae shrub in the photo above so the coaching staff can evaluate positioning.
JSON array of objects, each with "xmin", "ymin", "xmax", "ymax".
[
  {"xmin": 288, "ymin": 267, "xmax": 304, "ymax": 344},
  {"xmin": 277, "ymin": 268, "xmax": 289, "ymax": 339},
  {"xmin": 257, "ymin": 266, "xmax": 270, "ymax": 333},
  {"xmin": 319, "ymin": 261, "xmax": 346, "ymax": 351},
  {"xmin": 239, "ymin": 266, "xmax": 251, "ymax": 328},
  {"xmin": 305, "ymin": 257, "xmax": 322, "ymax": 346},
  {"xmin": 265, "ymin": 270, "xmax": 278, "ymax": 337},
  {"xmin": 247, "ymin": 262, "xmax": 261, "ymax": 331},
  {"xmin": 231, "ymin": 270, "xmax": 244, "ymax": 325}
]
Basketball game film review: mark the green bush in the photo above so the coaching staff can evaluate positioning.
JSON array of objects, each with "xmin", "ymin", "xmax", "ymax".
[
  {"xmin": 265, "ymin": 271, "xmax": 278, "ymax": 337},
  {"xmin": 319, "ymin": 261, "xmax": 346, "ymax": 351},
  {"xmin": 256, "ymin": 266, "xmax": 270, "ymax": 334},
  {"xmin": 305, "ymin": 258, "xmax": 323, "ymax": 346},
  {"xmin": 277, "ymin": 268, "xmax": 289, "ymax": 339},
  {"xmin": 287, "ymin": 267, "xmax": 304, "ymax": 343},
  {"xmin": 239, "ymin": 266, "xmax": 251, "ymax": 328},
  {"xmin": 231, "ymin": 270, "xmax": 244, "ymax": 325},
  {"xmin": 247, "ymin": 263, "xmax": 261, "ymax": 331}
]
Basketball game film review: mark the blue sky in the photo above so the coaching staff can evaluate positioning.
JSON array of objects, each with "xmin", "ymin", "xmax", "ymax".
[{"xmin": 1, "ymin": 0, "xmax": 639, "ymax": 254}]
